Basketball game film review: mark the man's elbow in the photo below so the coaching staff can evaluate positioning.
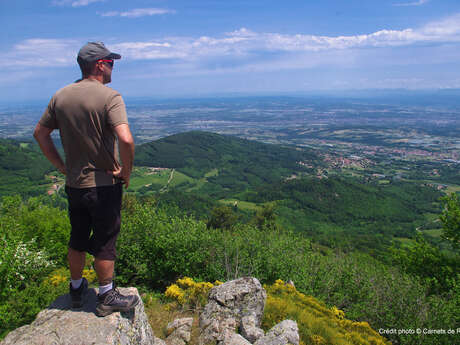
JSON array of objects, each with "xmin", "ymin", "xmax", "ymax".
[
  {"xmin": 115, "ymin": 125, "xmax": 134, "ymax": 146},
  {"xmin": 119, "ymin": 135, "xmax": 134, "ymax": 147},
  {"xmin": 33, "ymin": 124, "xmax": 42, "ymax": 141},
  {"xmin": 33, "ymin": 123, "xmax": 54, "ymax": 144}
]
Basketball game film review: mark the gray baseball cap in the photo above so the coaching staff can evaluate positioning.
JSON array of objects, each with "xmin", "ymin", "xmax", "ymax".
[{"xmin": 77, "ymin": 42, "xmax": 121, "ymax": 62}]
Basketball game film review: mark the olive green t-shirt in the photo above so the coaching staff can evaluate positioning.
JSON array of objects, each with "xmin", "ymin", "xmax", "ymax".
[{"xmin": 40, "ymin": 78, "xmax": 128, "ymax": 188}]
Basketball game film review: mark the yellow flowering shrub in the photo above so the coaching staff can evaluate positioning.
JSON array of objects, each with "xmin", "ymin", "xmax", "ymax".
[
  {"xmin": 165, "ymin": 284, "xmax": 186, "ymax": 305},
  {"xmin": 44, "ymin": 267, "xmax": 98, "ymax": 287},
  {"xmin": 164, "ymin": 277, "xmax": 222, "ymax": 310},
  {"xmin": 82, "ymin": 268, "xmax": 97, "ymax": 283},
  {"xmin": 310, "ymin": 335, "xmax": 327, "ymax": 345},
  {"xmin": 46, "ymin": 268, "xmax": 68, "ymax": 287},
  {"xmin": 263, "ymin": 280, "xmax": 391, "ymax": 345},
  {"xmin": 331, "ymin": 306, "xmax": 345, "ymax": 320}
]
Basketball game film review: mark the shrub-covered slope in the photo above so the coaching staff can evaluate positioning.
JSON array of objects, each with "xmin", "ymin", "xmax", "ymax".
[{"xmin": 1, "ymin": 195, "xmax": 458, "ymax": 345}]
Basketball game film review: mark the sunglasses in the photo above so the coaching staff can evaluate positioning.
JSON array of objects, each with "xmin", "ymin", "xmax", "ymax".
[{"xmin": 98, "ymin": 59, "xmax": 114, "ymax": 68}]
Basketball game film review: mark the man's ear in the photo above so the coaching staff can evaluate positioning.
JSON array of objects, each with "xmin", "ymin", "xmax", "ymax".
[{"xmin": 96, "ymin": 61, "xmax": 104, "ymax": 72}]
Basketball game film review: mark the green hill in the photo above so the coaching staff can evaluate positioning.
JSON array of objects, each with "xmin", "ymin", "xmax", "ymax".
[
  {"xmin": 0, "ymin": 139, "xmax": 54, "ymax": 197},
  {"xmin": 135, "ymin": 131, "xmax": 320, "ymax": 198}
]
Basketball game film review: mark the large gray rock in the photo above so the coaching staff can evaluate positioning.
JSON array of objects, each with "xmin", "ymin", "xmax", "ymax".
[
  {"xmin": 166, "ymin": 317, "xmax": 193, "ymax": 345},
  {"xmin": 198, "ymin": 277, "xmax": 266, "ymax": 345},
  {"xmin": 0, "ymin": 287, "xmax": 162, "ymax": 345},
  {"xmin": 254, "ymin": 320, "xmax": 299, "ymax": 345}
]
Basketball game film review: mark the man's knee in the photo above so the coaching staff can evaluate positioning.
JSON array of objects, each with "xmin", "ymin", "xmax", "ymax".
[{"xmin": 68, "ymin": 247, "xmax": 86, "ymax": 259}]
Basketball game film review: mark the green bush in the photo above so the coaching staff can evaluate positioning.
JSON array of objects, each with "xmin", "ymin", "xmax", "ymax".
[
  {"xmin": 0, "ymin": 236, "xmax": 55, "ymax": 302},
  {"xmin": 0, "ymin": 195, "xmax": 70, "ymax": 266},
  {"xmin": 116, "ymin": 203, "xmax": 216, "ymax": 288},
  {"xmin": 117, "ymin": 200, "xmax": 311, "ymax": 289},
  {"xmin": 440, "ymin": 193, "xmax": 460, "ymax": 250},
  {"xmin": 0, "ymin": 270, "xmax": 69, "ymax": 339}
]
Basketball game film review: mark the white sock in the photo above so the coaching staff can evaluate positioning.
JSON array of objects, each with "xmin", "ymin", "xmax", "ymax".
[
  {"xmin": 71, "ymin": 278, "xmax": 83, "ymax": 290},
  {"xmin": 99, "ymin": 282, "xmax": 113, "ymax": 295}
]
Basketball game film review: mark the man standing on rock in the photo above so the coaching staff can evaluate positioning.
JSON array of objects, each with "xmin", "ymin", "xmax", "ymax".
[{"xmin": 33, "ymin": 42, "xmax": 138, "ymax": 316}]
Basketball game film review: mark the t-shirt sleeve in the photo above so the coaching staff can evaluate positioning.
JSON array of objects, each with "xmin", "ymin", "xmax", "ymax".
[
  {"xmin": 106, "ymin": 93, "xmax": 128, "ymax": 127},
  {"xmin": 39, "ymin": 96, "xmax": 58, "ymax": 129}
]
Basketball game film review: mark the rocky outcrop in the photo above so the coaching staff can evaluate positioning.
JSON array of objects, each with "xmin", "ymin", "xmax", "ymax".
[
  {"xmin": 198, "ymin": 277, "xmax": 266, "ymax": 345},
  {"xmin": 2, "ymin": 278, "xmax": 300, "ymax": 345},
  {"xmin": 0, "ymin": 287, "xmax": 162, "ymax": 345}
]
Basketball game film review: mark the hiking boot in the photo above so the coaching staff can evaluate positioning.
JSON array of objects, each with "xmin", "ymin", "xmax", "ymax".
[
  {"xmin": 96, "ymin": 285, "xmax": 139, "ymax": 317},
  {"xmin": 69, "ymin": 277, "xmax": 88, "ymax": 309}
]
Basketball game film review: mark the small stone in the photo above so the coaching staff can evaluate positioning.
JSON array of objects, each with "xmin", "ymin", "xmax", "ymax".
[
  {"xmin": 286, "ymin": 280, "xmax": 295, "ymax": 288},
  {"xmin": 240, "ymin": 314, "xmax": 264, "ymax": 343},
  {"xmin": 166, "ymin": 317, "xmax": 193, "ymax": 345},
  {"xmin": 253, "ymin": 320, "xmax": 299, "ymax": 345},
  {"xmin": 219, "ymin": 333, "xmax": 252, "ymax": 345}
]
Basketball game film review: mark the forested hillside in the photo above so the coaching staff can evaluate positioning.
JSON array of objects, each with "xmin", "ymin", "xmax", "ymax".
[
  {"xmin": 0, "ymin": 139, "xmax": 54, "ymax": 197},
  {"xmin": 243, "ymin": 176, "xmax": 442, "ymax": 252},
  {"xmin": 135, "ymin": 131, "xmax": 319, "ymax": 198}
]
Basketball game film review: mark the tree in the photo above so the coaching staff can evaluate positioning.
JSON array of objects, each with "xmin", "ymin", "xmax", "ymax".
[
  {"xmin": 439, "ymin": 193, "xmax": 460, "ymax": 250},
  {"xmin": 390, "ymin": 235, "xmax": 457, "ymax": 294},
  {"xmin": 206, "ymin": 205, "xmax": 238, "ymax": 230},
  {"xmin": 252, "ymin": 203, "xmax": 277, "ymax": 230}
]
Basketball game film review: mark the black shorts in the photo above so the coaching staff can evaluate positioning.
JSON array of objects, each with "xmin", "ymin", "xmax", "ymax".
[{"xmin": 65, "ymin": 184, "xmax": 122, "ymax": 260}]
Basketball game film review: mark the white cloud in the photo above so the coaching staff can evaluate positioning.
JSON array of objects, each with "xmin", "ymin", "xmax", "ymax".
[
  {"xmin": 0, "ymin": 39, "xmax": 80, "ymax": 67},
  {"xmin": 100, "ymin": 8, "xmax": 175, "ymax": 18},
  {"xmin": 52, "ymin": 0, "xmax": 106, "ymax": 7},
  {"xmin": 108, "ymin": 13, "xmax": 460, "ymax": 62},
  {"xmin": 421, "ymin": 13, "xmax": 460, "ymax": 36},
  {"xmin": 393, "ymin": 0, "xmax": 430, "ymax": 7},
  {"xmin": 3, "ymin": 13, "xmax": 460, "ymax": 71}
]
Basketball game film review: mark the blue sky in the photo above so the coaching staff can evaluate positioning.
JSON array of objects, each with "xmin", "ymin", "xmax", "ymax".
[{"xmin": 2, "ymin": 0, "xmax": 460, "ymax": 102}]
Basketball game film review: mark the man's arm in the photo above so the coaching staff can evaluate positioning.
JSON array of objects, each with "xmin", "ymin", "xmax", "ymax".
[
  {"xmin": 112, "ymin": 123, "xmax": 134, "ymax": 188},
  {"xmin": 33, "ymin": 123, "xmax": 66, "ymax": 175}
]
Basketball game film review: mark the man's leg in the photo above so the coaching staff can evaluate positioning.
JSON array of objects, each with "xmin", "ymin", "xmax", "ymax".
[
  {"xmin": 94, "ymin": 258, "xmax": 114, "ymax": 292},
  {"xmin": 94, "ymin": 256, "xmax": 139, "ymax": 316},
  {"xmin": 91, "ymin": 185, "xmax": 139, "ymax": 316},
  {"xmin": 68, "ymin": 248, "xmax": 86, "ymax": 280},
  {"xmin": 68, "ymin": 247, "xmax": 89, "ymax": 309},
  {"xmin": 66, "ymin": 186, "xmax": 92, "ymax": 308}
]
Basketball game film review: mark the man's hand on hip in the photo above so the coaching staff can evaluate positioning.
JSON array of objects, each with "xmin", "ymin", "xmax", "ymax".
[{"xmin": 108, "ymin": 167, "xmax": 131, "ymax": 189}]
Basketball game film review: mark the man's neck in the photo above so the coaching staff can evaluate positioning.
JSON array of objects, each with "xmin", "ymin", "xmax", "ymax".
[{"xmin": 84, "ymin": 75, "xmax": 104, "ymax": 84}]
